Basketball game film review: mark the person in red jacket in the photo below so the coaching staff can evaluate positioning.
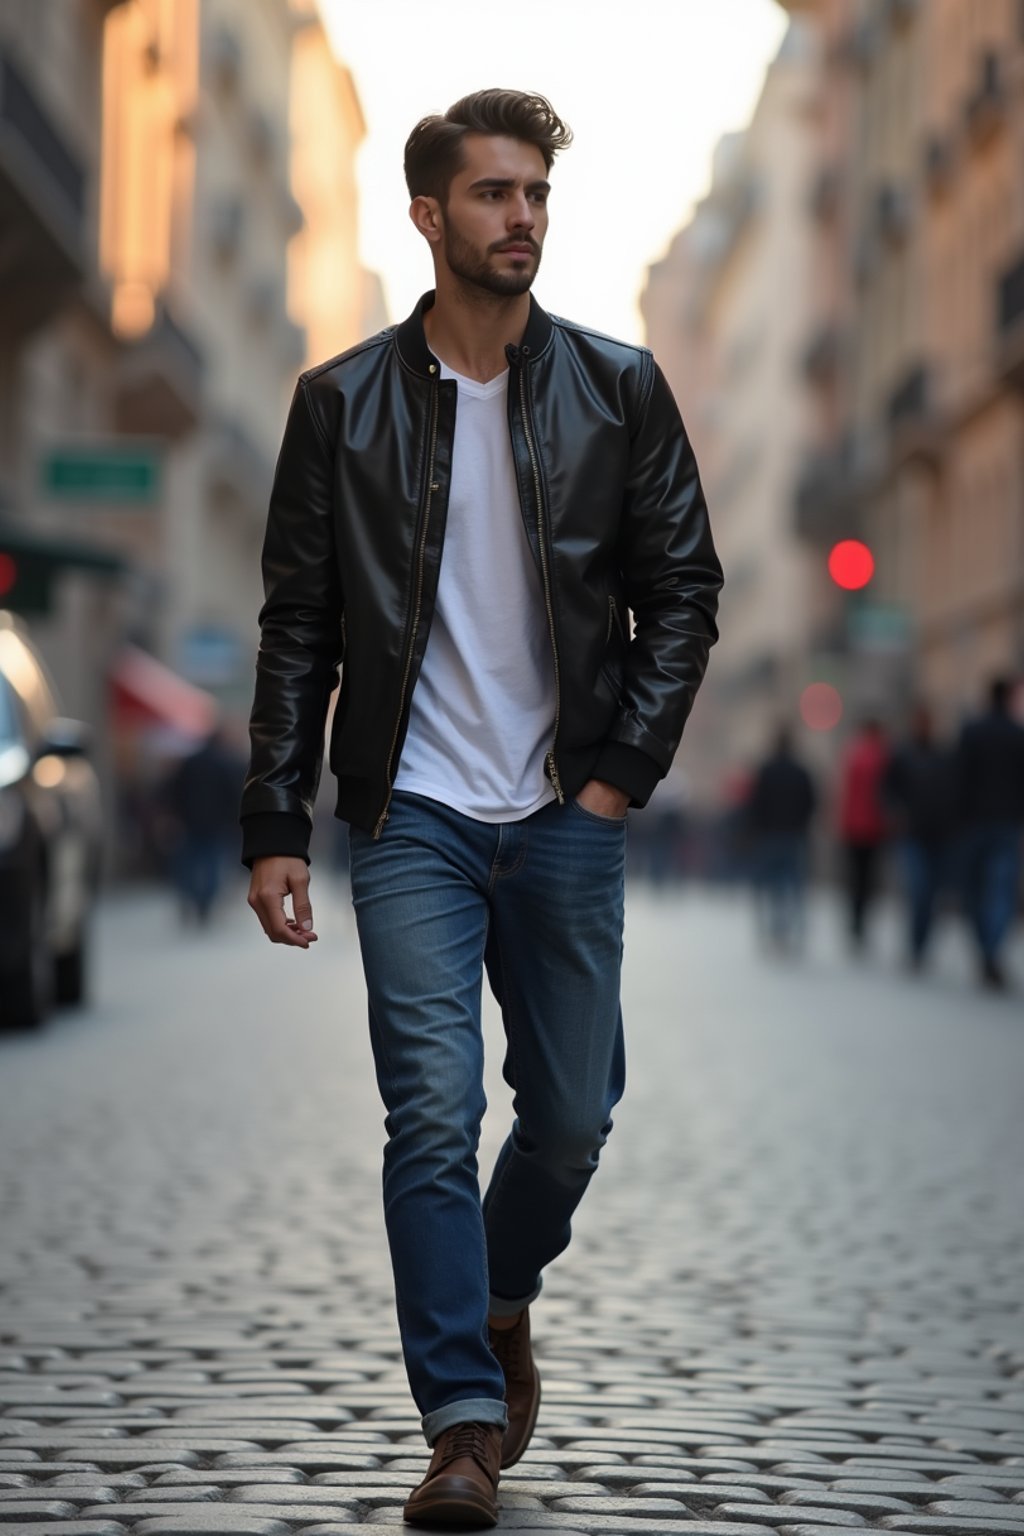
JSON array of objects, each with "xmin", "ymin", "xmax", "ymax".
[{"xmin": 837, "ymin": 717, "xmax": 890, "ymax": 950}]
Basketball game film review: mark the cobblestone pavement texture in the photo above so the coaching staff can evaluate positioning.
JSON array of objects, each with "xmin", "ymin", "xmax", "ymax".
[{"xmin": 0, "ymin": 875, "xmax": 1022, "ymax": 1536}]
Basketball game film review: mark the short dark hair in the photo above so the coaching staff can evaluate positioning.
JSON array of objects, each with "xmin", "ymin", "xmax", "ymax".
[
  {"xmin": 404, "ymin": 89, "xmax": 573, "ymax": 203},
  {"xmin": 990, "ymin": 674, "xmax": 1013, "ymax": 711}
]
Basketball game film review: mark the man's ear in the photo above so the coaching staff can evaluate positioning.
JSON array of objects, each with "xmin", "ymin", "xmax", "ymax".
[{"xmin": 410, "ymin": 195, "xmax": 442, "ymax": 244}]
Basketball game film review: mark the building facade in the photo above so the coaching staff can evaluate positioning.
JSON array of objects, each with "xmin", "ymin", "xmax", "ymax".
[
  {"xmin": 1, "ymin": 0, "xmax": 380, "ymax": 871},
  {"xmin": 642, "ymin": 22, "xmax": 822, "ymax": 802},
  {"xmin": 0, "ymin": 0, "xmax": 133, "ymax": 815},
  {"xmin": 646, "ymin": 0, "xmax": 1024, "ymax": 818},
  {"xmin": 289, "ymin": 4, "xmax": 384, "ymax": 368},
  {"xmin": 784, "ymin": 0, "xmax": 1024, "ymax": 729}
]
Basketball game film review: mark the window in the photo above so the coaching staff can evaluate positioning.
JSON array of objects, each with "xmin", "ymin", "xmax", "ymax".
[{"xmin": 0, "ymin": 675, "xmax": 18, "ymax": 749}]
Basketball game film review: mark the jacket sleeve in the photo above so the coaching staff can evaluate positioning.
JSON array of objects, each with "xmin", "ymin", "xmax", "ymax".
[
  {"xmin": 239, "ymin": 379, "xmax": 343, "ymax": 867},
  {"xmin": 591, "ymin": 356, "xmax": 723, "ymax": 805}
]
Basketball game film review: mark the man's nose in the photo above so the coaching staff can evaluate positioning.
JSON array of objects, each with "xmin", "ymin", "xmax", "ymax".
[{"xmin": 508, "ymin": 195, "xmax": 535, "ymax": 232}]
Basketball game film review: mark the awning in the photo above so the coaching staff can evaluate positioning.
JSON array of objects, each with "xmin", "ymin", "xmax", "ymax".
[
  {"xmin": 0, "ymin": 517, "xmax": 128, "ymax": 615},
  {"xmin": 109, "ymin": 644, "xmax": 218, "ymax": 738},
  {"xmin": 0, "ymin": 518, "xmax": 126, "ymax": 573}
]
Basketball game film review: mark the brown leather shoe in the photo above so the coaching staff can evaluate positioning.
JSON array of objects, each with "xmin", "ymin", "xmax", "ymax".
[
  {"xmin": 488, "ymin": 1308, "xmax": 541, "ymax": 1468},
  {"xmin": 403, "ymin": 1420, "xmax": 502, "ymax": 1528}
]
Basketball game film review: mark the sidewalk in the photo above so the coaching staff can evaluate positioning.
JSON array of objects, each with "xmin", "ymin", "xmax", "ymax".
[{"xmin": 0, "ymin": 878, "xmax": 1020, "ymax": 1534}]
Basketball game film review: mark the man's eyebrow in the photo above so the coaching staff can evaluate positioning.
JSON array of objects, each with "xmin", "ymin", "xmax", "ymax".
[{"xmin": 467, "ymin": 176, "xmax": 551, "ymax": 193}]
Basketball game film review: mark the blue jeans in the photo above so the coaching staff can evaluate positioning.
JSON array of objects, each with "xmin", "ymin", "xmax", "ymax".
[
  {"xmin": 961, "ymin": 823, "xmax": 1022, "ymax": 963},
  {"xmin": 900, "ymin": 839, "xmax": 950, "ymax": 962},
  {"xmin": 348, "ymin": 791, "xmax": 627, "ymax": 1444},
  {"xmin": 172, "ymin": 833, "xmax": 225, "ymax": 922},
  {"xmin": 753, "ymin": 833, "xmax": 808, "ymax": 950}
]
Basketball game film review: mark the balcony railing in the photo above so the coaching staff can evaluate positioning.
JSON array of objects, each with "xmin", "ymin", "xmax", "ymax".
[
  {"xmin": 924, "ymin": 134, "xmax": 954, "ymax": 199},
  {"xmin": 886, "ymin": 362, "xmax": 942, "ymax": 470},
  {"xmin": 966, "ymin": 51, "xmax": 1005, "ymax": 147},
  {"xmin": 794, "ymin": 443, "xmax": 861, "ymax": 546},
  {"xmin": 114, "ymin": 297, "xmax": 205, "ymax": 439},
  {"xmin": 997, "ymin": 252, "xmax": 1024, "ymax": 393},
  {"xmin": 876, "ymin": 182, "xmax": 912, "ymax": 249},
  {"xmin": 999, "ymin": 253, "xmax": 1024, "ymax": 333},
  {"xmin": 887, "ymin": 364, "xmax": 929, "ymax": 427}
]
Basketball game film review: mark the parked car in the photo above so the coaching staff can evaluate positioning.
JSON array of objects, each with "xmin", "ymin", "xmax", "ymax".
[{"xmin": 0, "ymin": 612, "xmax": 103, "ymax": 1028}]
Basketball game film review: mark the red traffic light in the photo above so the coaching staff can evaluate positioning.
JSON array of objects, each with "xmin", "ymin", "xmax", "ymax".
[
  {"xmin": 828, "ymin": 539, "xmax": 874, "ymax": 591},
  {"xmin": 0, "ymin": 553, "xmax": 17, "ymax": 598}
]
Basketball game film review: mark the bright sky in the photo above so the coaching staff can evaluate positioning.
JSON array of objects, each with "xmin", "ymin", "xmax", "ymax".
[{"xmin": 318, "ymin": 0, "xmax": 788, "ymax": 344}]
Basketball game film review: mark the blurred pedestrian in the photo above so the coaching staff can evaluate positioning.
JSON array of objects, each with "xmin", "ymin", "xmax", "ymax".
[
  {"xmin": 883, "ymin": 702, "xmax": 958, "ymax": 971},
  {"xmin": 746, "ymin": 725, "xmax": 817, "ymax": 954},
  {"xmin": 239, "ymin": 90, "xmax": 723, "ymax": 1527},
  {"xmin": 955, "ymin": 675, "xmax": 1024, "ymax": 991},
  {"xmin": 630, "ymin": 769, "xmax": 689, "ymax": 889},
  {"xmin": 162, "ymin": 722, "xmax": 243, "ymax": 926},
  {"xmin": 837, "ymin": 717, "xmax": 890, "ymax": 951}
]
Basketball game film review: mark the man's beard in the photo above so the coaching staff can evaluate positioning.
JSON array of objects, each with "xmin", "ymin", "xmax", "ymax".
[{"xmin": 443, "ymin": 221, "xmax": 541, "ymax": 298}]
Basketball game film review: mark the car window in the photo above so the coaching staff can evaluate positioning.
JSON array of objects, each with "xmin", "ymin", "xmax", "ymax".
[
  {"xmin": 0, "ymin": 626, "xmax": 59, "ymax": 743},
  {"xmin": 0, "ymin": 674, "xmax": 20, "ymax": 749}
]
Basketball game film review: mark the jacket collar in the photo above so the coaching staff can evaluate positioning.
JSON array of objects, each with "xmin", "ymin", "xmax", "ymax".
[{"xmin": 395, "ymin": 289, "xmax": 553, "ymax": 377}]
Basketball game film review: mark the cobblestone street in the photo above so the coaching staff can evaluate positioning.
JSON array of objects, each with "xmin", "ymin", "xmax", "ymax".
[{"xmin": 1, "ymin": 875, "xmax": 1022, "ymax": 1536}]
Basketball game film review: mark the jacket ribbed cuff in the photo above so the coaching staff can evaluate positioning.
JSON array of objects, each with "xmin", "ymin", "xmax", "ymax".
[
  {"xmin": 240, "ymin": 812, "xmax": 312, "ymax": 869},
  {"xmin": 590, "ymin": 741, "xmax": 663, "ymax": 807}
]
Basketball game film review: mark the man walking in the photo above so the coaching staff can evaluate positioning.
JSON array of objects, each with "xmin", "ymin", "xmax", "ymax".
[
  {"xmin": 162, "ymin": 722, "xmax": 243, "ymax": 926},
  {"xmin": 836, "ymin": 716, "xmax": 890, "ymax": 951},
  {"xmin": 956, "ymin": 676, "xmax": 1024, "ymax": 990},
  {"xmin": 883, "ymin": 702, "xmax": 958, "ymax": 971},
  {"xmin": 241, "ymin": 90, "xmax": 722, "ymax": 1528},
  {"xmin": 746, "ymin": 725, "xmax": 817, "ymax": 954}
]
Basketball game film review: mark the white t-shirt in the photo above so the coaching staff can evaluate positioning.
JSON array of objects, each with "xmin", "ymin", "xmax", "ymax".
[{"xmin": 393, "ymin": 359, "xmax": 556, "ymax": 822}]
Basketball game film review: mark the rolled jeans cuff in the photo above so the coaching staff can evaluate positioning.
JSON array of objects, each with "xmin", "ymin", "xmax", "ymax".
[
  {"xmin": 487, "ymin": 1282, "xmax": 541, "ymax": 1318},
  {"xmin": 422, "ymin": 1396, "xmax": 508, "ymax": 1446}
]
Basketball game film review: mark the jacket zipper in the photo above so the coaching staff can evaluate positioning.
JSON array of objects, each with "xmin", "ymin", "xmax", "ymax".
[
  {"xmin": 373, "ymin": 375, "xmax": 440, "ymax": 837},
  {"xmin": 606, "ymin": 594, "xmax": 616, "ymax": 643},
  {"xmin": 519, "ymin": 363, "xmax": 564, "ymax": 803}
]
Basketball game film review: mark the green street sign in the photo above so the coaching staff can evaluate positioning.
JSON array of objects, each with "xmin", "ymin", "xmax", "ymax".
[
  {"xmin": 41, "ymin": 446, "xmax": 161, "ymax": 503},
  {"xmin": 848, "ymin": 599, "xmax": 911, "ymax": 652}
]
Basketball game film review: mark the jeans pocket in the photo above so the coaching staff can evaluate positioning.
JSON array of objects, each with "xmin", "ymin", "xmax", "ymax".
[{"xmin": 570, "ymin": 797, "xmax": 628, "ymax": 826}]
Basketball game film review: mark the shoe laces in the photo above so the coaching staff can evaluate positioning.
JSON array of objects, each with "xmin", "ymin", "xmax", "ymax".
[{"xmin": 439, "ymin": 1420, "xmax": 494, "ymax": 1470}]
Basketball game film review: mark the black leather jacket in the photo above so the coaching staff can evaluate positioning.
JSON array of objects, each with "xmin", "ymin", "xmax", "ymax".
[{"xmin": 240, "ymin": 292, "xmax": 722, "ymax": 865}]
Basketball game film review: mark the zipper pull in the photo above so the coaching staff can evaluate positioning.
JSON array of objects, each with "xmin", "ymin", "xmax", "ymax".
[
  {"xmin": 546, "ymin": 750, "xmax": 565, "ymax": 804},
  {"xmin": 372, "ymin": 807, "xmax": 390, "ymax": 840}
]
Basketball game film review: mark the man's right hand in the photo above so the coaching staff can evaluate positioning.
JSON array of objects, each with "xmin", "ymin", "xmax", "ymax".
[{"xmin": 248, "ymin": 857, "xmax": 318, "ymax": 949}]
